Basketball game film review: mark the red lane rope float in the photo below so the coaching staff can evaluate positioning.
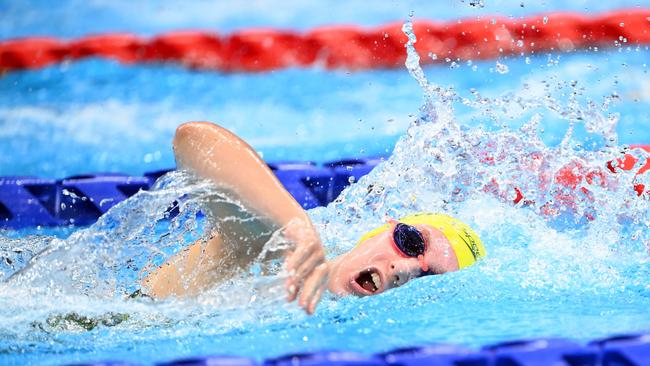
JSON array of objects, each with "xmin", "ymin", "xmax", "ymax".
[{"xmin": 1, "ymin": 9, "xmax": 649, "ymax": 73}]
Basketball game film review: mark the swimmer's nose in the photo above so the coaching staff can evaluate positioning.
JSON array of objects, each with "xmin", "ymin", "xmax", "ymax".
[{"xmin": 388, "ymin": 259, "xmax": 420, "ymax": 288}]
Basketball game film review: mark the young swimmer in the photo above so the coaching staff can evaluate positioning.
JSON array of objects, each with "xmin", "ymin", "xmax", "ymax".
[{"xmin": 142, "ymin": 122, "xmax": 486, "ymax": 314}]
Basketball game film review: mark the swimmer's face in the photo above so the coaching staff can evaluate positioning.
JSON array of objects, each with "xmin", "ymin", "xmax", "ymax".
[{"xmin": 327, "ymin": 224, "xmax": 459, "ymax": 297}]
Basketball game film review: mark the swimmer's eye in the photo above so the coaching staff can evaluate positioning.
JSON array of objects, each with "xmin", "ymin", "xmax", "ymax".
[{"xmin": 392, "ymin": 223, "xmax": 426, "ymax": 258}]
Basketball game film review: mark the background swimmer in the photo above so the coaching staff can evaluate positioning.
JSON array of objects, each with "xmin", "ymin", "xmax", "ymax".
[{"xmin": 143, "ymin": 121, "xmax": 485, "ymax": 314}]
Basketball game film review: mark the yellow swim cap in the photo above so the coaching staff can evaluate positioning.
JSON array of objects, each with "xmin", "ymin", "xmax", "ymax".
[{"xmin": 356, "ymin": 213, "xmax": 486, "ymax": 269}]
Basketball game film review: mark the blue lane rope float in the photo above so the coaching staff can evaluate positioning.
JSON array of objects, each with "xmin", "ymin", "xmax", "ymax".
[
  {"xmin": 67, "ymin": 333, "xmax": 650, "ymax": 365},
  {"xmin": 0, "ymin": 158, "xmax": 383, "ymax": 229},
  {"xmin": 2, "ymin": 144, "xmax": 650, "ymax": 229}
]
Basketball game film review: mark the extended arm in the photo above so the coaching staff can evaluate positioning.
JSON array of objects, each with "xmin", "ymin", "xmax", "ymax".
[{"xmin": 144, "ymin": 122, "xmax": 328, "ymax": 314}]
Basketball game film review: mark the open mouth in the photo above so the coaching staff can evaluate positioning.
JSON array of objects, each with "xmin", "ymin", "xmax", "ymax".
[{"xmin": 353, "ymin": 268, "xmax": 382, "ymax": 295}]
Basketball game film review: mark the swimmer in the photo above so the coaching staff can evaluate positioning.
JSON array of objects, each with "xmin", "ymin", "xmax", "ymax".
[{"xmin": 142, "ymin": 122, "xmax": 486, "ymax": 314}]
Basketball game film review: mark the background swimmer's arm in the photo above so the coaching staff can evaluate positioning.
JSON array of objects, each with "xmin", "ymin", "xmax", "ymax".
[{"xmin": 169, "ymin": 121, "xmax": 328, "ymax": 314}]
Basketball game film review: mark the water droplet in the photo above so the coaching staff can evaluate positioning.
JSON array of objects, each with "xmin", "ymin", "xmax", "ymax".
[
  {"xmin": 525, "ymin": 57, "xmax": 531, "ymax": 64},
  {"xmin": 469, "ymin": 0, "xmax": 485, "ymax": 8},
  {"xmin": 429, "ymin": 52, "xmax": 438, "ymax": 60},
  {"xmin": 496, "ymin": 61, "xmax": 509, "ymax": 74},
  {"xmin": 517, "ymin": 40, "xmax": 524, "ymax": 48},
  {"xmin": 543, "ymin": 16, "xmax": 548, "ymax": 24}
]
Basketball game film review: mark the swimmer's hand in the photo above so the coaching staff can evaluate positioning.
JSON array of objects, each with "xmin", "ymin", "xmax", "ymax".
[{"xmin": 283, "ymin": 218, "xmax": 329, "ymax": 315}]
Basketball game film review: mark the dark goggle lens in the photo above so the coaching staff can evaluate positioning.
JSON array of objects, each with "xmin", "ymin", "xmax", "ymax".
[{"xmin": 392, "ymin": 223, "xmax": 425, "ymax": 257}]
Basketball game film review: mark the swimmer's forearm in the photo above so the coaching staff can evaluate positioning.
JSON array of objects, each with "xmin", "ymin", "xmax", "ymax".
[{"xmin": 173, "ymin": 122, "xmax": 310, "ymax": 228}]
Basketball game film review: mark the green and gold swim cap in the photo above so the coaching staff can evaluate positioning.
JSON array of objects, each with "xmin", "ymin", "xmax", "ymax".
[{"xmin": 357, "ymin": 213, "xmax": 486, "ymax": 269}]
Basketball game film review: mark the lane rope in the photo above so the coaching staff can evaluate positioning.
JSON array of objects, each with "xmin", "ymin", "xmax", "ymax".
[
  {"xmin": 1, "ymin": 146, "xmax": 648, "ymax": 229},
  {"xmin": 1, "ymin": 9, "xmax": 649, "ymax": 72}
]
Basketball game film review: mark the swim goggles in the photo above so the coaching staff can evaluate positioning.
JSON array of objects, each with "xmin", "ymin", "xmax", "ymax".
[
  {"xmin": 391, "ymin": 222, "xmax": 426, "ymax": 257},
  {"xmin": 389, "ymin": 220, "xmax": 430, "ymax": 272}
]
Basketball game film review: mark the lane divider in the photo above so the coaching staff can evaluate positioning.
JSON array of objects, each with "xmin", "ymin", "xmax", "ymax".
[
  {"xmin": 1, "ymin": 9, "xmax": 649, "ymax": 73},
  {"xmin": 71, "ymin": 333, "xmax": 650, "ymax": 366},
  {"xmin": 0, "ymin": 146, "xmax": 647, "ymax": 229}
]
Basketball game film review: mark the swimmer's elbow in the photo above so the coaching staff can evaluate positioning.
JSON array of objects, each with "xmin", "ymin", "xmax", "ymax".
[
  {"xmin": 174, "ymin": 121, "xmax": 210, "ymax": 145},
  {"xmin": 173, "ymin": 121, "xmax": 245, "ymax": 172},
  {"xmin": 173, "ymin": 122, "xmax": 211, "ymax": 168},
  {"xmin": 175, "ymin": 121, "xmax": 234, "ymax": 142}
]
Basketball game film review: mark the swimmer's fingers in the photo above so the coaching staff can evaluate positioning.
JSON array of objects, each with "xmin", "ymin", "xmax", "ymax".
[
  {"xmin": 294, "ymin": 248, "xmax": 326, "ymax": 283},
  {"xmin": 282, "ymin": 218, "xmax": 325, "ymax": 304},
  {"xmin": 299, "ymin": 262, "xmax": 329, "ymax": 315},
  {"xmin": 283, "ymin": 245, "xmax": 309, "ymax": 302},
  {"xmin": 285, "ymin": 269, "xmax": 299, "ymax": 302},
  {"xmin": 307, "ymin": 286, "xmax": 326, "ymax": 315},
  {"xmin": 284, "ymin": 237, "xmax": 317, "ymax": 275},
  {"xmin": 283, "ymin": 217, "xmax": 322, "ymax": 271},
  {"xmin": 285, "ymin": 248, "xmax": 324, "ymax": 302}
]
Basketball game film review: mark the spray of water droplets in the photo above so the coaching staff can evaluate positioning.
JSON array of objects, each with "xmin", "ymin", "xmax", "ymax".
[{"xmin": 1, "ymin": 18, "xmax": 649, "ymax": 366}]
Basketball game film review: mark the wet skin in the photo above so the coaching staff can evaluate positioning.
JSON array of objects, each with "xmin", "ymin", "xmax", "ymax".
[
  {"xmin": 143, "ymin": 122, "xmax": 460, "ymax": 314},
  {"xmin": 326, "ymin": 224, "xmax": 459, "ymax": 297}
]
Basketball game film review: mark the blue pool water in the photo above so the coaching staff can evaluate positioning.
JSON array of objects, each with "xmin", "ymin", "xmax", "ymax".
[
  {"xmin": 1, "ymin": 1, "xmax": 650, "ymax": 366},
  {"xmin": 1, "ymin": 48, "xmax": 649, "ymax": 178}
]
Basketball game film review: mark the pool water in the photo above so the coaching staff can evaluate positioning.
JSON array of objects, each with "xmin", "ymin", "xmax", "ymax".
[
  {"xmin": 1, "ymin": 1, "xmax": 650, "ymax": 366},
  {"xmin": 1, "ymin": 49, "xmax": 649, "ymax": 179}
]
